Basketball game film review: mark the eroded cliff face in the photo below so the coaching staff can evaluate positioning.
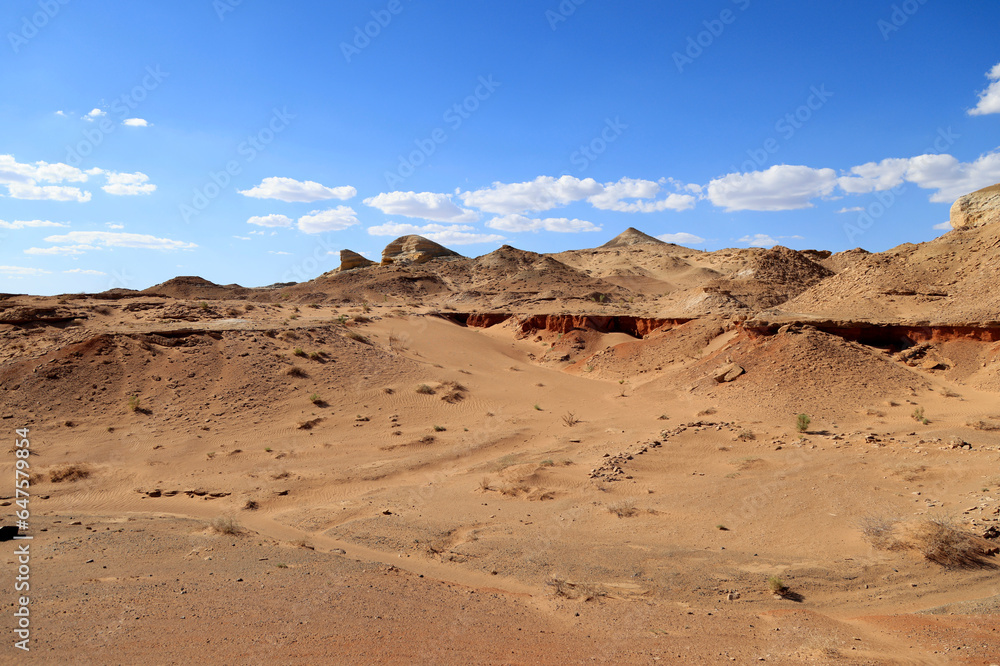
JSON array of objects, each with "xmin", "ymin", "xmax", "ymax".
[
  {"xmin": 443, "ymin": 313, "xmax": 692, "ymax": 337},
  {"xmin": 950, "ymin": 183, "xmax": 1000, "ymax": 230},
  {"xmin": 448, "ymin": 311, "xmax": 1000, "ymax": 349}
]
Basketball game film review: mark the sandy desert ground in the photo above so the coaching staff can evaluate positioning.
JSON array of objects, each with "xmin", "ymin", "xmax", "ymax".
[{"xmin": 3, "ymin": 208, "xmax": 1000, "ymax": 663}]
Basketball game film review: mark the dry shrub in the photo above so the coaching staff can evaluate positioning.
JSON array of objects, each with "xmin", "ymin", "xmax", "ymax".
[
  {"xmin": 211, "ymin": 516, "xmax": 242, "ymax": 535},
  {"xmin": 547, "ymin": 578, "xmax": 607, "ymax": 601},
  {"xmin": 500, "ymin": 482, "xmax": 529, "ymax": 497},
  {"xmin": 441, "ymin": 390, "xmax": 464, "ymax": 404},
  {"xmin": 736, "ymin": 430, "xmax": 755, "ymax": 441},
  {"xmin": 968, "ymin": 419, "xmax": 1000, "ymax": 432},
  {"xmin": 415, "ymin": 384, "xmax": 435, "ymax": 395},
  {"xmin": 48, "ymin": 464, "xmax": 91, "ymax": 483},
  {"xmin": 732, "ymin": 456, "xmax": 763, "ymax": 471},
  {"xmin": 890, "ymin": 464, "xmax": 927, "ymax": 482},
  {"xmin": 910, "ymin": 517, "xmax": 997, "ymax": 568},
  {"xmin": 861, "ymin": 515, "xmax": 997, "ymax": 568},
  {"xmin": 607, "ymin": 499, "xmax": 637, "ymax": 518},
  {"xmin": 286, "ymin": 366, "xmax": 308, "ymax": 378},
  {"xmin": 858, "ymin": 515, "xmax": 903, "ymax": 550}
]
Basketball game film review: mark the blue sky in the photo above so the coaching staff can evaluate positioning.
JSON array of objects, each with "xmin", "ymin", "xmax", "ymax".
[{"xmin": 2, "ymin": 0, "xmax": 999, "ymax": 295}]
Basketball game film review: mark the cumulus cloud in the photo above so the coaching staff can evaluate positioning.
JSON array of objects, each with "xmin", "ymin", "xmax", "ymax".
[
  {"xmin": 933, "ymin": 221, "xmax": 952, "ymax": 230},
  {"xmin": 460, "ymin": 175, "xmax": 603, "ymax": 214},
  {"xmin": 367, "ymin": 222, "xmax": 502, "ymax": 245},
  {"xmin": 484, "ymin": 214, "xmax": 600, "ymax": 233},
  {"xmin": 837, "ymin": 158, "xmax": 909, "ymax": 194},
  {"xmin": 297, "ymin": 207, "xmax": 360, "ymax": 233},
  {"xmin": 239, "ymin": 177, "xmax": 356, "ymax": 203},
  {"xmin": 24, "ymin": 245, "xmax": 96, "ymax": 256},
  {"xmin": 0, "ymin": 155, "xmax": 108, "ymax": 201},
  {"xmin": 588, "ymin": 177, "xmax": 697, "ymax": 213},
  {"xmin": 657, "ymin": 232, "xmax": 706, "ymax": 245},
  {"xmin": 836, "ymin": 206, "xmax": 865, "ymax": 214},
  {"xmin": 367, "ymin": 222, "xmax": 474, "ymax": 236},
  {"xmin": 247, "ymin": 214, "xmax": 293, "ymax": 228},
  {"xmin": 707, "ymin": 165, "xmax": 838, "ymax": 212},
  {"xmin": 0, "ymin": 266, "xmax": 51, "ymax": 276},
  {"xmin": 739, "ymin": 234, "xmax": 779, "ymax": 247},
  {"xmin": 6, "ymin": 182, "xmax": 92, "ymax": 202},
  {"xmin": 902, "ymin": 151, "xmax": 1000, "ymax": 202},
  {"xmin": 0, "ymin": 219, "xmax": 68, "ymax": 230},
  {"xmin": 102, "ymin": 171, "xmax": 156, "ymax": 196},
  {"xmin": 30, "ymin": 231, "xmax": 197, "ymax": 254},
  {"xmin": 63, "ymin": 268, "xmax": 106, "ymax": 275},
  {"xmin": 364, "ymin": 191, "xmax": 478, "ymax": 223},
  {"xmin": 969, "ymin": 62, "xmax": 1000, "ymax": 116},
  {"xmin": 83, "ymin": 108, "xmax": 106, "ymax": 121},
  {"xmin": 122, "ymin": 118, "xmax": 150, "ymax": 127}
]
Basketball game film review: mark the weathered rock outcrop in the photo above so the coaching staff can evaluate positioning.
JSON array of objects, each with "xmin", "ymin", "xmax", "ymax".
[
  {"xmin": 338, "ymin": 249, "xmax": 375, "ymax": 272},
  {"xmin": 381, "ymin": 235, "xmax": 461, "ymax": 265},
  {"xmin": 950, "ymin": 183, "xmax": 1000, "ymax": 230}
]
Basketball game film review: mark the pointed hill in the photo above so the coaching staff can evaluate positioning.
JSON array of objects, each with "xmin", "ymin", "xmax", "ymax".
[{"xmin": 599, "ymin": 227, "xmax": 667, "ymax": 249}]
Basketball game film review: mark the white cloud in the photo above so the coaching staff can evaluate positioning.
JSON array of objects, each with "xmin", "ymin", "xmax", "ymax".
[
  {"xmin": 588, "ymin": 177, "xmax": 697, "ymax": 213},
  {"xmin": 837, "ymin": 158, "xmax": 909, "ymax": 194},
  {"xmin": 366, "ymin": 222, "xmax": 502, "ymax": 245},
  {"xmin": 24, "ymin": 245, "xmax": 97, "ymax": 256},
  {"xmin": 238, "ymin": 177, "xmax": 356, "ymax": 202},
  {"xmin": 54, "ymin": 110, "xmax": 67, "ymax": 117},
  {"xmin": 83, "ymin": 108, "xmax": 106, "ymax": 121},
  {"xmin": 368, "ymin": 222, "xmax": 475, "ymax": 236},
  {"xmin": 6, "ymin": 182, "xmax": 92, "ymax": 202},
  {"xmin": 0, "ymin": 266, "xmax": 51, "ymax": 276},
  {"xmin": 0, "ymin": 155, "xmax": 99, "ymax": 201},
  {"xmin": 933, "ymin": 221, "xmax": 952, "ymax": 230},
  {"xmin": 297, "ymin": 206, "xmax": 360, "ymax": 234},
  {"xmin": 739, "ymin": 234, "xmax": 779, "ymax": 248},
  {"xmin": 364, "ymin": 191, "xmax": 479, "ymax": 223},
  {"xmin": 34, "ymin": 231, "xmax": 197, "ymax": 252},
  {"xmin": 268, "ymin": 251, "xmax": 292, "ymax": 256},
  {"xmin": 484, "ymin": 214, "xmax": 600, "ymax": 233},
  {"xmin": 657, "ymin": 232, "xmax": 706, "ymax": 245},
  {"xmin": 423, "ymin": 230, "xmax": 505, "ymax": 245},
  {"xmin": 247, "ymin": 214, "xmax": 293, "ymax": 228},
  {"xmin": 248, "ymin": 230, "xmax": 268, "ymax": 236},
  {"xmin": 707, "ymin": 165, "xmax": 838, "ymax": 211},
  {"xmin": 63, "ymin": 268, "xmax": 106, "ymax": 275},
  {"xmin": 460, "ymin": 175, "xmax": 603, "ymax": 214},
  {"xmin": 102, "ymin": 171, "xmax": 156, "ymax": 196},
  {"xmin": 903, "ymin": 151, "xmax": 1000, "ymax": 202},
  {"xmin": 233, "ymin": 236, "xmax": 251, "ymax": 241},
  {"xmin": 123, "ymin": 118, "xmax": 150, "ymax": 127},
  {"xmin": 106, "ymin": 223, "xmax": 124, "ymax": 229},
  {"xmin": 0, "ymin": 219, "xmax": 68, "ymax": 230},
  {"xmin": 0, "ymin": 155, "xmax": 89, "ymax": 184},
  {"xmin": 836, "ymin": 206, "xmax": 865, "ymax": 214},
  {"xmin": 969, "ymin": 62, "xmax": 1000, "ymax": 116}
]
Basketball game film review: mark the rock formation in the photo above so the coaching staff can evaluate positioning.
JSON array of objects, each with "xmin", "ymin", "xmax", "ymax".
[
  {"xmin": 381, "ymin": 235, "xmax": 461, "ymax": 265},
  {"xmin": 950, "ymin": 183, "xmax": 1000, "ymax": 230},
  {"xmin": 338, "ymin": 249, "xmax": 375, "ymax": 272},
  {"xmin": 599, "ymin": 227, "xmax": 667, "ymax": 249}
]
